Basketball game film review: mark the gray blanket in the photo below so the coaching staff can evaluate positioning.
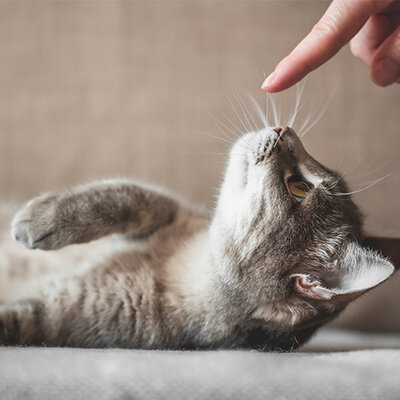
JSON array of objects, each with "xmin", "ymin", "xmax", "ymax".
[{"xmin": 1, "ymin": 329, "xmax": 400, "ymax": 400}]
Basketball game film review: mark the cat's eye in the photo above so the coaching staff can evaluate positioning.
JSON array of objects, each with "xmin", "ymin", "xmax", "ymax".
[{"xmin": 288, "ymin": 180, "xmax": 311, "ymax": 203}]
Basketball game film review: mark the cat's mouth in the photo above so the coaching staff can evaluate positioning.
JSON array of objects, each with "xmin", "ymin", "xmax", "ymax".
[
  {"xmin": 251, "ymin": 126, "xmax": 294, "ymax": 165},
  {"xmin": 231, "ymin": 127, "xmax": 305, "ymax": 193}
]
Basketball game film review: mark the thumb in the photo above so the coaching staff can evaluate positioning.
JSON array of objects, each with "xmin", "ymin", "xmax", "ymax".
[{"xmin": 370, "ymin": 25, "xmax": 400, "ymax": 86}]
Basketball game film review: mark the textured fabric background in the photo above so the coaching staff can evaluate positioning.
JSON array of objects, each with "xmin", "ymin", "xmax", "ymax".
[
  {"xmin": 2, "ymin": 329, "xmax": 400, "ymax": 400},
  {"xmin": 0, "ymin": 1, "xmax": 399, "ymax": 331}
]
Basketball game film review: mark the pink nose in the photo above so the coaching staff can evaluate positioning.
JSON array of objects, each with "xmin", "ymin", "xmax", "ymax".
[{"xmin": 273, "ymin": 126, "xmax": 289, "ymax": 136}]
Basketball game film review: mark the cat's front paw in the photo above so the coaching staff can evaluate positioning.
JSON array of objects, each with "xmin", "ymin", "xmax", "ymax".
[{"xmin": 11, "ymin": 193, "xmax": 62, "ymax": 250}]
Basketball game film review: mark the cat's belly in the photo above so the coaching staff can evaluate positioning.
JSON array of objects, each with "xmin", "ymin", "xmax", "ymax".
[{"xmin": 0, "ymin": 227, "xmax": 147, "ymax": 303}]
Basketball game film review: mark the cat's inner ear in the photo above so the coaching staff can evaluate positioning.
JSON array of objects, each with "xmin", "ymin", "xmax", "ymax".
[{"xmin": 290, "ymin": 243, "xmax": 395, "ymax": 301}]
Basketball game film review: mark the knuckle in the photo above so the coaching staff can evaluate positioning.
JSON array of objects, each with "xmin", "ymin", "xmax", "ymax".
[
  {"xmin": 312, "ymin": 16, "xmax": 347, "ymax": 48},
  {"xmin": 313, "ymin": 17, "xmax": 339, "ymax": 36},
  {"xmin": 376, "ymin": 27, "xmax": 400, "ymax": 60},
  {"xmin": 390, "ymin": 31, "xmax": 400, "ymax": 58}
]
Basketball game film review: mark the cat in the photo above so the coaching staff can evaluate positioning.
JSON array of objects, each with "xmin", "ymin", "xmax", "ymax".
[{"xmin": 0, "ymin": 126, "xmax": 395, "ymax": 350}]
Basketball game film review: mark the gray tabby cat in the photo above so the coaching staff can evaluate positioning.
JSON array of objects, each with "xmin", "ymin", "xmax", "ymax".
[{"xmin": 0, "ymin": 126, "xmax": 395, "ymax": 350}]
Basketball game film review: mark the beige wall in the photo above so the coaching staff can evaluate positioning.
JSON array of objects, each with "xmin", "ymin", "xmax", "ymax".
[{"xmin": 1, "ymin": 1, "xmax": 399, "ymax": 331}]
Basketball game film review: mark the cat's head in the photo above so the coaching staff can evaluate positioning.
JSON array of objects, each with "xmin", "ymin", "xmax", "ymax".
[{"xmin": 210, "ymin": 127, "xmax": 394, "ymax": 330}]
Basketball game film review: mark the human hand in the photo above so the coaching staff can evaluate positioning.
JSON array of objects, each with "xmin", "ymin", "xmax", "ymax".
[{"xmin": 262, "ymin": 0, "xmax": 400, "ymax": 92}]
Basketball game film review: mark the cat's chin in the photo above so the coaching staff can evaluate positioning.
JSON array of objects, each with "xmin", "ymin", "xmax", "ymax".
[
  {"xmin": 232, "ymin": 129, "xmax": 281, "ymax": 162},
  {"xmin": 223, "ymin": 128, "xmax": 284, "ymax": 195}
]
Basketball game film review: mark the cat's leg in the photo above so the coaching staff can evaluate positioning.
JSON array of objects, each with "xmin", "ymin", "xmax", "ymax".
[{"xmin": 11, "ymin": 180, "xmax": 181, "ymax": 251}]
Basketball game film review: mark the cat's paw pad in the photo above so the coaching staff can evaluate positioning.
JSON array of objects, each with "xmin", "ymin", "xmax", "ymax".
[{"xmin": 11, "ymin": 194, "xmax": 61, "ymax": 250}]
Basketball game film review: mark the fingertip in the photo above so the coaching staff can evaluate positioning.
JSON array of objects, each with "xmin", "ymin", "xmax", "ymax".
[
  {"xmin": 261, "ymin": 71, "xmax": 277, "ymax": 92},
  {"xmin": 261, "ymin": 68, "xmax": 291, "ymax": 93}
]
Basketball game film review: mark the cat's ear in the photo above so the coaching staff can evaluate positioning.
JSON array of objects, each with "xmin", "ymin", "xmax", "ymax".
[{"xmin": 290, "ymin": 243, "xmax": 395, "ymax": 301}]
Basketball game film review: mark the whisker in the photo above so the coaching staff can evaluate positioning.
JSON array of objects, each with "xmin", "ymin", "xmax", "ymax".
[
  {"xmin": 268, "ymin": 93, "xmax": 280, "ymax": 127},
  {"xmin": 332, "ymin": 174, "xmax": 392, "ymax": 196},
  {"xmin": 215, "ymin": 108, "xmax": 244, "ymax": 138},
  {"xmin": 351, "ymin": 160, "xmax": 391, "ymax": 180},
  {"xmin": 300, "ymin": 85, "xmax": 336, "ymax": 136},
  {"xmin": 336, "ymin": 154, "xmax": 368, "ymax": 181},
  {"xmin": 288, "ymin": 81, "xmax": 306, "ymax": 128},
  {"xmin": 220, "ymin": 90, "xmax": 260, "ymax": 151},
  {"xmin": 333, "ymin": 157, "xmax": 391, "ymax": 192},
  {"xmin": 184, "ymin": 152, "xmax": 246, "ymax": 156},
  {"xmin": 265, "ymin": 87, "xmax": 270, "ymax": 127},
  {"xmin": 273, "ymin": 133, "xmax": 282, "ymax": 149},
  {"xmin": 247, "ymin": 92, "xmax": 269, "ymax": 129},
  {"xmin": 201, "ymin": 104, "xmax": 243, "ymax": 139},
  {"xmin": 212, "ymin": 113, "xmax": 244, "ymax": 146},
  {"xmin": 223, "ymin": 88, "xmax": 252, "ymax": 134},
  {"xmin": 273, "ymin": 126, "xmax": 289, "ymax": 149},
  {"xmin": 262, "ymin": 71, "xmax": 270, "ymax": 128},
  {"xmin": 299, "ymin": 114, "xmax": 312, "ymax": 137},
  {"xmin": 231, "ymin": 86, "xmax": 255, "ymax": 132},
  {"xmin": 188, "ymin": 128, "xmax": 252, "ymax": 154},
  {"xmin": 278, "ymin": 100, "xmax": 282, "ymax": 128},
  {"xmin": 201, "ymin": 106, "xmax": 255, "ymax": 151},
  {"xmin": 188, "ymin": 129, "xmax": 236, "ymax": 145},
  {"xmin": 232, "ymin": 86, "xmax": 260, "ymax": 132},
  {"xmin": 218, "ymin": 90, "xmax": 259, "ymax": 152},
  {"xmin": 327, "ymin": 177, "xmax": 342, "ymax": 191}
]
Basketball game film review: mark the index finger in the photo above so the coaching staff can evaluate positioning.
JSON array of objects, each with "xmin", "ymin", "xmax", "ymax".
[{"xmin": 262, "ymin": 0, "xmax": 379, "ymax": 92}]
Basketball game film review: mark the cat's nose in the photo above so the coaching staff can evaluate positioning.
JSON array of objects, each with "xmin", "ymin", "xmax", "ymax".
[
  {"xmin": 273, "ymin": 126, "xmax": 290, "ymax": 137},
  {"xmin": 273, "ymin": 127, "xmax": 299, "ymax": 153},
  {"xmin": 280, "ymin": 127, "xmax": 302, "ymax": 153}
]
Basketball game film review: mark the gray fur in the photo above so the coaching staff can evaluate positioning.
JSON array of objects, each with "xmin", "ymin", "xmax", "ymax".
[{"xmin": 0, "ymin": 128, "xmax": 395, "ymax": 350}]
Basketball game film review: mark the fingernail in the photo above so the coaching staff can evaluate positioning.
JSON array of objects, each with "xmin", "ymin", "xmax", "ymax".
[
  {"xmin": 373, "ymin": 58, "xmax": 400, "ymax": 86},
  {"xmin": 261, "ymin": 71, "xmax": 277, "ymax": 90}
]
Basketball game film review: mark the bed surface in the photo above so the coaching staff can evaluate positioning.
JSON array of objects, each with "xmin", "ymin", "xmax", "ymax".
[{"xmin": 2, "ymin": 329, "xmax": 400, "ymax": 400}]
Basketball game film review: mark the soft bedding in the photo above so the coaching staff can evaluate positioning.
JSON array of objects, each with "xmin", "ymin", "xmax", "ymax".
[{"xmin": 1, "ymin": 329, "xmax": 400, "ymax": 400}]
